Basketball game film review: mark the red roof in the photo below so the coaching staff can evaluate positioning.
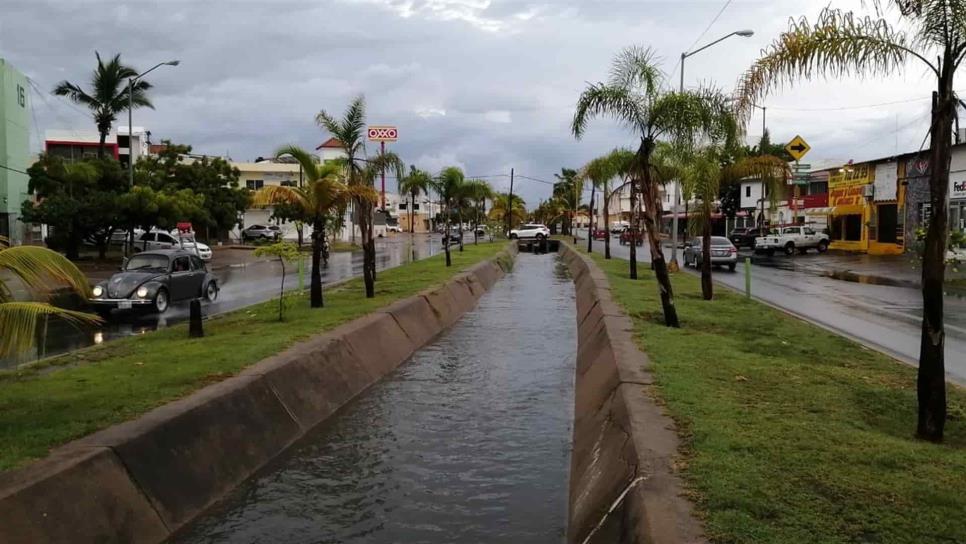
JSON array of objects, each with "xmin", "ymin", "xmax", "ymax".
[{"xmin": 316, "ymin": 137, "xmax": 344, "ymax": 150}]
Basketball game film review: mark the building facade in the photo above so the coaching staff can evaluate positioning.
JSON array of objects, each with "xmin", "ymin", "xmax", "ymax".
[{"xmin": 0, "ymin": 59, "xmax": 30, "ymax": 244}]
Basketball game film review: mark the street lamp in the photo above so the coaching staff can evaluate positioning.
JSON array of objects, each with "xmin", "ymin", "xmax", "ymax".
[
  {"xmin": 671, "ymin": 30, "xmax": 753, "ymax": 267},
  {"xmin": 128, "ymin": 60, "xmax": 179, "ymax": 188}
]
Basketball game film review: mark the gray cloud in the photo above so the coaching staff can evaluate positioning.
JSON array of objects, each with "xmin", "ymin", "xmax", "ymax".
[{"xmin": 0, "ymin": 0, "xmax": 945, "ymax": 205}]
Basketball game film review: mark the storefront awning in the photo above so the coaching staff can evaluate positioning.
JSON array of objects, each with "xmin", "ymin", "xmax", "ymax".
[
  {"xmin": 806, "ymin": 207, "xmax": 833, "ymax": 215},
  {"xmin": 831, "ymin": 205, "xmax": 865, "ymax": 216}
]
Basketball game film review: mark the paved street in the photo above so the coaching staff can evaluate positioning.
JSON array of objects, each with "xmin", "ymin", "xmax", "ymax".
[
  {"xmin": 577, "ymin": 230, "xmax": 966, "ymax": 384},
  {"xmin": 1, "ymin": 234, "xmax": 449, "ymax": 369}
]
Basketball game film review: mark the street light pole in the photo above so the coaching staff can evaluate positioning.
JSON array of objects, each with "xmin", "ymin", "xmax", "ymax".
[
  {"xmin": 671, "ymin": 29, "xmax": 753, "ymax": 269},
  {"xmin": 127, "ymin": 60, "xmax": 180, "ymax": 189}
]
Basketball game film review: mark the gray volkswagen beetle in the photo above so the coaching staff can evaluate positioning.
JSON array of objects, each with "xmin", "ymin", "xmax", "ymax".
[{"xmin": 89, "ymin": 249, "xmax": 219, "ymax": 317}]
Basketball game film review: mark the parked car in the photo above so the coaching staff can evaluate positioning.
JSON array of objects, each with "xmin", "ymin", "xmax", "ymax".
[
  {"xmin": 729, "ymin": 227, "xmax": 765, "ymax": 249},
  {"xmin": 509, "ymin": 223, "xmax": 550, "ymax": 240},
  {"xmin": 610, "ymin": 221, "xmax": 629, "ymax": 234},
  {"xmin": 386, "ymin": 225, "xmax": 402, "ymax": 233},
  {"xmin": 90, "ymin": 249, "xmax": 219, "ymax": 316},
  {"xmin": 442, "ymin": 227, "xmax": 463, "ymax": 245},
  {"xmin": 684, "ymin": 236, "xmax": 738, "ymax": 271},
  {"xmin": 619, "ymin": 227, "xmax": 644, "ymax": 246},
  {"xmin": 241, "ymin": 224, "xmax": 282, "ymax": 242},
  {"xmin": 136, "ymin": 230, "xmax": 213, "ymax": 261},
  {"xmin": 592, "ymin": 229, "xmax": 609, "ymax": 241},
  {"xmin": 474, "ymin": 226, "xmax": 487, "ymax": 237},
  {"xmin": 755, "ymin": 226, "xmax": 830, "ymax": 256}
]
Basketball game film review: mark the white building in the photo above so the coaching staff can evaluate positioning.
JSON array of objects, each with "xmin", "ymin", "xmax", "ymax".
[{"xmin": 44, "ymin": 127, "xmax": 150, "ymax": 167}]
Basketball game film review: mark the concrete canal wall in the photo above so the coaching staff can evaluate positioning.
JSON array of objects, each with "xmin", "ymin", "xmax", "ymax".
[
  {"xmin": 559, "ymin": 244, "xmax": 706, "ymax": 544},
  {"xmin": 0, "ymin": 245, "xmax": 516, "ymax": 544}
]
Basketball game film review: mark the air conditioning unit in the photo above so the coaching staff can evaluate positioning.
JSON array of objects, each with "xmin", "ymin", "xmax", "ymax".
[{"xmin": 862, "ymin": 185, "xmax": 875, "ymax": 199}]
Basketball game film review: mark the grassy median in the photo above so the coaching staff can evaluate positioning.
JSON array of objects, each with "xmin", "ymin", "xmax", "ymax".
[
  {"xmin": 0, "ymin": 242, "xmax": 508, "ymax": 472},
  {"xmin": 587, "ymin": 250, "xmax": 966, "ymax": 544}
]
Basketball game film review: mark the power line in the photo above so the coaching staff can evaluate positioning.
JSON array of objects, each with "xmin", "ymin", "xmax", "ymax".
[{"xmin": 670, "ymin": 0, "xmax": 733, "ymax": 86}]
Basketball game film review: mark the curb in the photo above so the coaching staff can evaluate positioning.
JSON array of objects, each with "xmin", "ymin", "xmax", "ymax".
[
  {"xmin": 559, "ymin": 243, "xmax": 706, "ymax": 544},
  {"xmin": 0, "ymin": 243, "xmax": 518, "ymax": 544}
]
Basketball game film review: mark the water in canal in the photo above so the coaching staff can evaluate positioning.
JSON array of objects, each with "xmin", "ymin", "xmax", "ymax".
[{"xmin": 175, "ymin": 253, "xmax": 576, "ymax": 543}]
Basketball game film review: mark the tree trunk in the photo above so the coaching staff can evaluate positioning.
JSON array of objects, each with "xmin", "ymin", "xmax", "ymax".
[
  {"xmin": 604, "ymin": 184, "xmax": 611, "ymax": 259},
  {"xmin": 278, "ymin": 259, "xmax": 286, "ymax": 320},
  {"xmin": 587, "ymin": 184, "xmax": 596, "ymax": 253},
  {"xmin": 97, "ymin": 129, "xmax": 107, "ymax": 159},
  {"xmin": 628, "ymin": 177, "xmax": 638, "ymax": 280},
  {"xmin": 310, "ymin": 218, "xmax": 324, "ymax": 308},
  {"xmin": 457, "ymin": 208, "xmax": 464, "ymax": 252},
  {"xmin": 639, "ymin": 140, "xmax": 679, "ymax": 327},
  {"xmin": 361, "ymin": 201, "xmax": 375, "ymax": 298},
  {"xmin": 918, "ymin": 79, "xmax": 953, "ymax": 442},
  {"xmin": 444, "ymin": 202, "xmax": 452, "ymax": 267},
  {"xmin": 701, "ymin": 213, "xmax": 713, "ymax": 300},
  {"xmin": 66, "ymin": 218, "xmax": 80, "ymax": 260}
]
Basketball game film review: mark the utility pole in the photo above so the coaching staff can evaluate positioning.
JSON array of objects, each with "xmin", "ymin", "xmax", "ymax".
[
  {"xmin": 507, "ymin": 168, "xmax": 515, "ymax": 236},
  {"xmin": 380, "ymin": 141, "xmax": 386, "ymax": 210}
]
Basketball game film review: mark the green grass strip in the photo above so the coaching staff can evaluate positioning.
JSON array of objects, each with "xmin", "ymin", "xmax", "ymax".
[
  {"xmin": 585, "ymin": 248, "xmax": 966, "ymax": 544},
  {"xmin": 0, "ymin": 243, "xmax": 505, "ymax": 472}
]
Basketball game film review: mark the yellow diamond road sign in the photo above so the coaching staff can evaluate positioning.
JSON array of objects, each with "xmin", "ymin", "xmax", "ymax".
[{"xmin": 785, "ymin": 135, "xmax": 811, "ymax": 161}]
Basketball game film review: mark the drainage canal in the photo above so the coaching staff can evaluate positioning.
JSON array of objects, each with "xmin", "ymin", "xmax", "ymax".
[{"xmin": 175, "ymin": 252, "xmax": 576, "ymax": 543}]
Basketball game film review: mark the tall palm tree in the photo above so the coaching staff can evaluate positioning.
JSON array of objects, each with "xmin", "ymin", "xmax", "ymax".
[
  {"xmin": 434, "ymin": 167, "xmax": 467, "ymax": 266},
  {"xmin": 489, "ymin": 192, "xmax": 526, "ymax": 230},
  {"xmin": 573, "ymin": 45, "xmax": 737, "ymax": 327},
  {"xmin": 462, "ymin": 179, "xmax": 495, "ymax": 244},
  {"xmin": 253, "ymin": 146, "xmax": 366, "ymax": 308},
  {"xmin": 581, "ymin": 153, "xmax": 620, "ymax": 255},
  {"xmin": 553, "ymin": 168, "xmax": 581, "ymax": 236},
  {"xmin": 53, "ymin": 52, "xmax": 153, "ymax": 158},
  {"xmin": 733, "ymin": 1, "xmax": 954, "ymax": 441},
  {"xmin": 316, "ymin": 97, "xmax": 377, "ymax": 296},
  {"xmin": 399, "ymin": 166, "xmax": 432, "ymax": 235},
  {"xmin": 359, "ymin": 152, "xmax": 405, "ymax": 282},
  {"xmin": 0, "ymin": 242, "xmax": 101, "ymax": 357}
]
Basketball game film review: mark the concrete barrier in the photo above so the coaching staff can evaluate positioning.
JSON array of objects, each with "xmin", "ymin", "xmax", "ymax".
[
  {"xmin": 560, "ymin": 244, "xmax": 705, "ymax": 544},
  {"xmin": 0, "ymin": 244, "xmax": 517, "ymax": 544}
]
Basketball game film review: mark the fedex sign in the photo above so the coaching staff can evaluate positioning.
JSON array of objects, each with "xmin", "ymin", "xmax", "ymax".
[{"xmin": 953, "ymin": 179, "xmax": 966, "ymax": 199}]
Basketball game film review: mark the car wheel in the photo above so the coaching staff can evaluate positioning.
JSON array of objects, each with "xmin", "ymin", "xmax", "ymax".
[
  {"xmin": 153, "ymin": 288, "xmax": 169, "ymax": 314},
  {"xmin": 536, "ymin": 233, "xmax": 546, "ymax": 240},
  {"xmin": 817, "ymin": 241, "xmax": 829, "ymax": 253},
  {"xmin": 784, "ymin": 242, "xmax": 795, "ymax": 256},
  {"xmin": 728, "ymin": 263, "xmax": 737, "ymax": 272},
  {"xmin": 204, "ymin": 281, "xmax": 218, "ymax": 302}
]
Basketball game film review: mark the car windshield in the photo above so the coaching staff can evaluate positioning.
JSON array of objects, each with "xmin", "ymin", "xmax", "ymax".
[
  {"xmin": 711, "ymin": 237, "xmax": 732, "ymax": 246},
  {"xmin": 125, "ymin": 254, "xmax": 169, "ymax": 271}
]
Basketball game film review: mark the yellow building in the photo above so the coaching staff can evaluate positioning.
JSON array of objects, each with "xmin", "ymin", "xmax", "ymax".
[{"xmin": 826, "ymin": 160, "xmax": 904, "ymax": 255}]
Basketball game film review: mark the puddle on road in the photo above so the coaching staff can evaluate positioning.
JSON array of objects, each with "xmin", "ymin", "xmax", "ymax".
[{"xmin": 174, "ymin": 253, "xmax": 577, "ymax": 543}]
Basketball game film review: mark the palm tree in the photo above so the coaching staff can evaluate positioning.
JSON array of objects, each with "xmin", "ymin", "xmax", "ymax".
[
  {"xmin": 553, "ymin": 168, "xmax": 581, "ymax": 236},
  {"xmin": 359, "ymin": 152, "xmax": 405, "ymax": 283},
  {"xmin": 733, "ymin": 2, "xmax": 953, "ymax": 441},
  {"xmin": 462, "ymin": 179, "xmax": 495, "ymax": 244},
  {"xmin": 399, "ymin": 166, "xmax": 432, "ymax": 235},
  {"xmin": 0, "ymin": 241, "xmax": 101, "ymax": 357},
  {"xmin": 489, "ymin": 193, "xmax": 526, "ymax": 231},
  {"xmin": 253, "ymin": 146, "xmax": 365, "ymax": 308},
  {"xmin": 433, "ymin": 167, "xmax": 467, "ymax": 266},
  {"xmin": 581, "ymin": 153, "xmax": 621, "ymax": 256},
  {"xmin": 53, "ymin": 52, "xmax": 153, "ymax": 158},
  {"xmin": 316, "ymin": 97, "xmax": 379, "ymax": 297},
  {"xmin": 573, "ymin": 45, "xmax": 737, "ymax": 327}
]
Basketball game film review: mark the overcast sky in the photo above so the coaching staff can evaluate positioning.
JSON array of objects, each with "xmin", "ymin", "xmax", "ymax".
[{"xmin": 0, "ymin": 0, "xmax": 950, "ymax": 205}]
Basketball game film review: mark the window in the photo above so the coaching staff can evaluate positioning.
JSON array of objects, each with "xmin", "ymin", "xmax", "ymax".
[
  {"xmin": 280, "ymin": 180, "xmax": 296, "ymax": 187},
  {"xmin": 399, "ymin": 202, "xmax": 408, "ymax": 210},
  {"xmin": 190, "ymin": 256, "xmax": 205, "ymax": 270},
  {"xmin": 157, "ymin": 233, "xmax": 176, "ymax": 244},
  {"xmin": 172, "ymin": 257, "xmax": 191, "ymax": 272},
  {"xmin": 804, "ymin": 228, "xmax": 816, "ymax": 235},
  {"xmin": 246, "ymin": 179, "xmax": 264, "ymax": 190},
  {"xmin": 745, "ymin": 186, "xmax": 751, "ymax": 197}
]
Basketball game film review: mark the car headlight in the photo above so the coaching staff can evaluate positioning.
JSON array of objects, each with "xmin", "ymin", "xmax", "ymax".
[
  {"xmin": 92, "ymin": 286, "xmax": 103, "ymax": 297},
  {"xmin": 137, "ymin": 286, "xmax": 149, "ymax": 298}
]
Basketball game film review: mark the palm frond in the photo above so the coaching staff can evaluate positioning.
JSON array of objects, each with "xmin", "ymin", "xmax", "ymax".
[
  {"xmin": 275, "ymin": 145, "xmax": 322, "ymax": 180},
  {"xmin": 734, "ymin": 7, "xmax": 927, "ymax": 120},
  {"xmin": 0, "ymin": 246, "xmax": 91, "ymax": 300},
  {"xmin": 572, "ymin": 83, "xmax": 648, "ymax": 138},
  {"xmin": 0, "ymin": 302, "xmax": 102, "ymax": 357},
  {"xmin": 252, "ymin": 185, "xmax": 307, "ymax": 208},
  {"xmin": 609, "ymin": 45, "xmax": 665, "ymax": 96}
]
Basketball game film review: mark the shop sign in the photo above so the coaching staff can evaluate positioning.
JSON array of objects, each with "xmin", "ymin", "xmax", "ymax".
[
  {"xmin": 953, "ymin": 177, "xmax": 966, "ymax": 199},
  {"xmin": 829, "ymin": 164, "xmax": 872, "ymax": 207}
]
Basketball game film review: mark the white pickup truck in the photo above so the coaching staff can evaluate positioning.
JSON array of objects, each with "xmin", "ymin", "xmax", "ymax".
[{"xmin": 754, "ymin": 226, "xmax": 830, "ymax": 256}]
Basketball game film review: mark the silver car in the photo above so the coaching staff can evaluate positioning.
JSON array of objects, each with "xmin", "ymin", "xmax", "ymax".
[{"xmin": 683, "ymin": 236, "xmax": 739, "ymax": 271}]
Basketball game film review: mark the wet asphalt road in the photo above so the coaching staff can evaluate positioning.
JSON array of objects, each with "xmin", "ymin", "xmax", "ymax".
[
  {"xmin": 2, "ymin": 235, "xmax": 449, "ymax": 369},
  {"xmin": 578, "ymin": 231, "xmax": 966, "ymax": 384},
  {"xmin": 174, "ymin": 253, "xmax": 576, "ymax": 543}
]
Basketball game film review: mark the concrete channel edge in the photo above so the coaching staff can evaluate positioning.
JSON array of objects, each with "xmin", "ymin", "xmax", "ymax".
[
  {"xmin": 0, "ymin": 243, "xmax": 518, "ymax": 544},
  {"xmin": 559, "ymin": 243, "xmax": 706, "ymax": 544}
]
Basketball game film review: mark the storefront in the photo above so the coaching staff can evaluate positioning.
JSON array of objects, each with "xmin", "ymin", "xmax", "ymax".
[
  {"xmin": 868, "ymin": 160, "xmax": 903, "ymax": 255},
  {"xmin": 826, "ymin": 163, "xmax": 872, "ymax": 252}
]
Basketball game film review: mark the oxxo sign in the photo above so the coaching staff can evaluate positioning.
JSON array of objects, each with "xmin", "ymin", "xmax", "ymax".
[{"xmin": 367, "ymin": 126, "xmax": 398, "ymax": 142}]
